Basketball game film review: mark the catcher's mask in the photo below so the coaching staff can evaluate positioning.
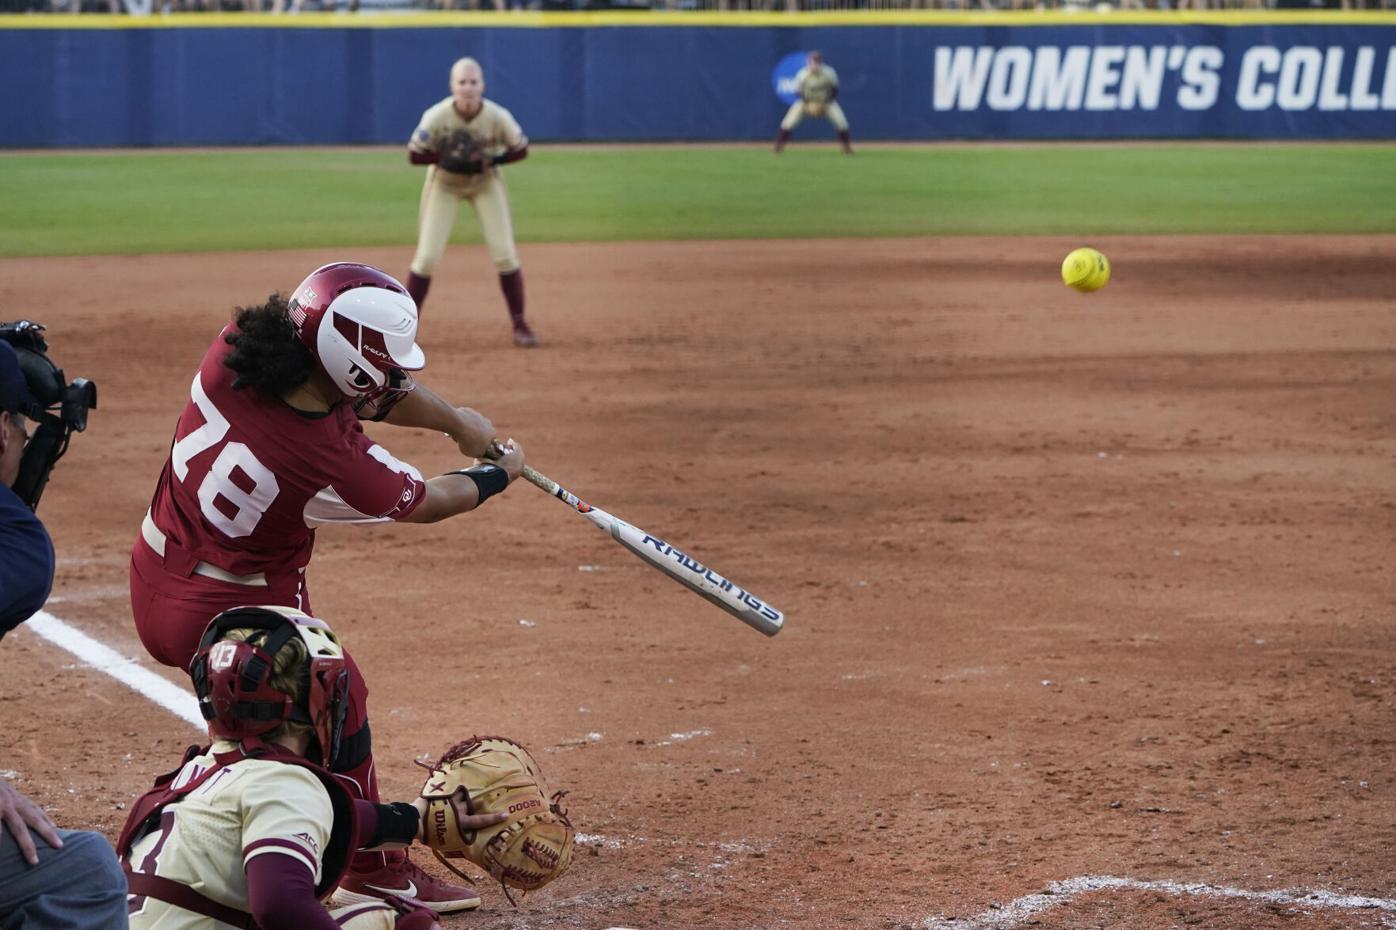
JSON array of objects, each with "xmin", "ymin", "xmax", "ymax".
[
  {"xmin": 190, "ymin": 606, "xmax": 351, "ymax": 769},
  {"xmin": 284, "ymin": 263, "xmax": 424, "ymax": 420}
]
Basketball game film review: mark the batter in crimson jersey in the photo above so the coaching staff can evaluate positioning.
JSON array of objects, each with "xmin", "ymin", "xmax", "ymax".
[
  {"xmin": 774, "ymin": 51, "xmax": 854, "ymax": 156},
  {"xmin": 134, "ymin": 335, "xmax": 421, "ymax": 663},
  {"xmin": 404, "ymin": 57, "xmax": 537, "ymax": 348},
  {"xmin": 129, "ymin": 262, "xmax": 525, "ymax": 914}
]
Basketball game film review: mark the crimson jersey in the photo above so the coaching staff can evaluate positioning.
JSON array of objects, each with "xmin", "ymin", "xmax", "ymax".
[{"xmin": 147, "ymin": 326, "xmax": 426, "ymax": 577}]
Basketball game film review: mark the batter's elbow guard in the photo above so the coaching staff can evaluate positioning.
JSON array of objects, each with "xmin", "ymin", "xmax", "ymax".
[{"xmin": 446, "ymin": 463, "xmax": 510, "ymax": 506}]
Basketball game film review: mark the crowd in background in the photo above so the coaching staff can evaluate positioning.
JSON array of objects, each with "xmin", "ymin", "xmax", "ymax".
[{"xmin": 20, "ymin": 0, "xmax": 1396, "ymax": 14}]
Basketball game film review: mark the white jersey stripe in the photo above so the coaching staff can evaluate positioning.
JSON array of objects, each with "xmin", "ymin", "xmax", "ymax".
[
  {"xmin": 304, "ymin": 484, "xmax": 381, "ymax": 526},
  {"xmin": 243, "ymin": 843, "xmax": 317, "ymax": 876}
]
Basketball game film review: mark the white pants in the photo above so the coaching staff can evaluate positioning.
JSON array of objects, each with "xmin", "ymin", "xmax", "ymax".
[
  {"xmin": 781, "ymin": 100, "xmax": 849, "ymax": 132},
  {"xmin": 410, "ymin": 167, "xmax": 520, "ymax": 277}
]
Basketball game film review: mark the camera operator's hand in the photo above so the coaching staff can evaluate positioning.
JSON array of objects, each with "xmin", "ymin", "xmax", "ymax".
[{"xmin": 0, "ymin": 778, "xmax": 63, "ymax": 866}]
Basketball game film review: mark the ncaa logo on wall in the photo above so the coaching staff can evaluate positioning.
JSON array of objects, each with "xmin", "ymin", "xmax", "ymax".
[{"xmin": 771, "ymin": 52, "xmax": 809, "ymax": 104}]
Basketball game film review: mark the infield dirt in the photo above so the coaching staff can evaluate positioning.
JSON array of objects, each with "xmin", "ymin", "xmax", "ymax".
[{"xmin": 2, "ymin": 234, "xmax": 1393, "ymax": 929}]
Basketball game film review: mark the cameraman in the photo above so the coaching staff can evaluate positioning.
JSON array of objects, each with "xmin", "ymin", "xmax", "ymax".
[
  {"xmin": 1, "ymin": 340, "xmax": 52, "ymax": 632},
  {"xmin": 0, "ymin": 335, "xmax": 126, "ymax": 928}
]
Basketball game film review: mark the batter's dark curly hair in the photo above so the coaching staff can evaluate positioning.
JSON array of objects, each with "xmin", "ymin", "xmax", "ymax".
[{"xmin": 222, "ymin": 294, "xmax": 316, "ymax": 398}]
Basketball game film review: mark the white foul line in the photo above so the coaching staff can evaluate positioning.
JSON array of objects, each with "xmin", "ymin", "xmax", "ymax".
[
  {"xmin": 922, "ymin": 875, "xmax": 1396, "ymax": 929},
  {"xmin": 24, "ymin": 610, "xmax": 205, "ymax": 730},
  {"xmin": 22, "ymin": 612, "xmax": 1396, "ymax": 930}
]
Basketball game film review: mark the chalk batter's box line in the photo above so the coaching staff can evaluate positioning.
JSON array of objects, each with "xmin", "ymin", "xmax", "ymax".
[
  {"xmin": 21, "ymin": 609, "xmax": 205, "ymax": 730},
  {"xmin": 923, "ymin": 875, "xmax": 1396, "ymax": 929},
  {"xmin": 589, "ymin": 873, "xmax": 1396, "ymax": 930}
]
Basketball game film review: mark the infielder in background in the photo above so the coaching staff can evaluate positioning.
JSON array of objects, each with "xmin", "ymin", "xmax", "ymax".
[
  {"xmin": 121, "ymin": 605, "xmax": 508, "ymax": 930},
  {"xmin": 774, "ymin": 51, "xmax": 854, "ymax": 156},
  {"xmin": 128, "ymin": 262, "xmax": 525, "ymax": 913},
  {"xmin": 405, "ymin": 57, "xmax": 538, "ymax": 348}
]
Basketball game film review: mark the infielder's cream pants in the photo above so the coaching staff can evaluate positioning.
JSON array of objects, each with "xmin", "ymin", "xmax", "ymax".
[
  {"xmin": 780, "ymin": 101, "xmax": 849, "ymax": 133},
  {"xmin": 410, "ymin": 168, "xmax": 520, "ymax": 277}
]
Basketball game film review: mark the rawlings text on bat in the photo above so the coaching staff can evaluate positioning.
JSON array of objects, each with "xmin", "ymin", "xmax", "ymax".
[{"xmin": 521, "ymin": 465, "xmax": 784, "ymax": 637}]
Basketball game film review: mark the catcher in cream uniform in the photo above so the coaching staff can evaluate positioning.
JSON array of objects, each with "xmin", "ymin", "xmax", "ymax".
[
  {"xmin": 774, "ymin": 51, "xmax": 854, "ymax": 156},
  {"xmin": 119, "ymin": 607, "xmax": 507, "ymax": 930},
  {"xmin": 405, "ymin": 57, "xmax": 538, "ymax": 348}
]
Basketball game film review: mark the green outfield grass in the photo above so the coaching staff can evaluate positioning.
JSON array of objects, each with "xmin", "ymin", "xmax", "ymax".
[{"xmin": 1, "ymin": 144, "xmax": 1393, "ymax": 257}]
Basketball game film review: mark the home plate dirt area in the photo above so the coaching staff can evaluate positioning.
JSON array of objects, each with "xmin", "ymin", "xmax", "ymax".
[{"xmin": 3, "ymin": 234, "xmax": 1393, "ymax": 929}]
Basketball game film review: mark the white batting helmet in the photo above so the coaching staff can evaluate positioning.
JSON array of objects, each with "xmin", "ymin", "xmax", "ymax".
[{"xmin": 286, "ymin": 263, "xmax": 425, "ymax": 415}]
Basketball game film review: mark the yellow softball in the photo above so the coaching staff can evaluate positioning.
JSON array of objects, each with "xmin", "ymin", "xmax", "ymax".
[{"xmin": 1061, "ymin": 247, "xmax": 1111, "ymax": 292}]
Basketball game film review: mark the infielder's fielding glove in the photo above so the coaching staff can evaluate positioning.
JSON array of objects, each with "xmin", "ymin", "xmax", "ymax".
[
  {"xmin": 417, "ymin": 736, "xmax": 575, "ymax": 904},
  {"xmin": 439, "ymin": 130, "xmax": 490, "ymax": 175}
]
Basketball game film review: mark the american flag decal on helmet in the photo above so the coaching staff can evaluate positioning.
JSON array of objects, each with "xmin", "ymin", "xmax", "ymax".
[{"xmin": 288, "ymin": 300, "xmax": 307, "ymax": 329}]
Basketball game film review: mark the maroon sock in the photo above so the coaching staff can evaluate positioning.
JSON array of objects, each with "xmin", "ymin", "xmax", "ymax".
[
  {"xmin": 499, "ymin": 269, "xmax": 527, "ymax": 329},
  {"xmin": 838, "ymin": 131, "xmax": 854, "ymax": 154},
  {"xmin": 406, "ymin": 272, "xmax": 431, "ymax": 312},
  {"xmin": 774, "ymin": 129, "xmax": 791, "ymax": 152}
]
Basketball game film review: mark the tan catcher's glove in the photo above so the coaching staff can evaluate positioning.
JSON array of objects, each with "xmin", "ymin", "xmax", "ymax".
[{"xmin": 417, "ymin": 736, "xmax": 575, "ymax": 903}]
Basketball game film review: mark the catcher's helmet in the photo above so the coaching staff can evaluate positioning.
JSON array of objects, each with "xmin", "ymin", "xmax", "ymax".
[
  {"xmin": 286, "ymin": 263, "xmax": 425, "ymax": 417},
  {"xmin": 190, "ymin": 605, "xmax": 351, "ymax": 769}
]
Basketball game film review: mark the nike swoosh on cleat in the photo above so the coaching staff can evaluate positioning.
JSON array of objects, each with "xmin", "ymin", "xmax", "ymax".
[{"xmin": 363, "ymin": 879, "xmax": 417, "ymax": 898}]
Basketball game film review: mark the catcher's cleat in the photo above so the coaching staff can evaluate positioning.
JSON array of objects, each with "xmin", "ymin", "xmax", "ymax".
[
  {"xmin": 512, "ymin": 324, "xmax": 540, "ymax": 349},
  {"xmin": 331, "ymin": 853, "xmax": 482, "ymax": 914}
]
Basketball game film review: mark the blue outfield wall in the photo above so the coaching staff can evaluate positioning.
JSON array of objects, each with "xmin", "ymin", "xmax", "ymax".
[{"xmin": 2, "ymin": 17, "xmax": 1395, "ymax": 146}]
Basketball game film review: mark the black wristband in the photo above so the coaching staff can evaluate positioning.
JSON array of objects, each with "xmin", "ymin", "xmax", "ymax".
[
  {"xmin": 372, "ymin": 801, "xmax": 422, "ymax": 847},
  {"xmin": 447, "ymin": 463, "xmax": 510, "ymax": 505}
]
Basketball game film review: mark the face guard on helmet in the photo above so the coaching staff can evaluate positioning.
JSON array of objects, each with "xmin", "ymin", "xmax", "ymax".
[
  {"xmin": 285, "ymin": 263, "xmax": 425, "ymax": 420},
  {"xmin": 190, "ymin": 606, "xmax": 351, "ymax": 769}
]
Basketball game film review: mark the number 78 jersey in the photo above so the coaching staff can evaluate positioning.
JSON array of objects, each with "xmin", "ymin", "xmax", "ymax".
[{"xmin": 147, "ymin": 326, "xmax": 427, "ymax": 579}]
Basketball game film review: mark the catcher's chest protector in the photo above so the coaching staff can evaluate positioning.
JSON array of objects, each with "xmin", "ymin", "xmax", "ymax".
[{"xmin": 119, "ymin": 742, "xmax": 358, "ymax": 898}]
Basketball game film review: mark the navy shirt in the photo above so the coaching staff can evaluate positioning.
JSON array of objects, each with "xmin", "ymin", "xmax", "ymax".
[{"xmin": 0, "ymin": 482, "xmax": 53, "ymax": 638}]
